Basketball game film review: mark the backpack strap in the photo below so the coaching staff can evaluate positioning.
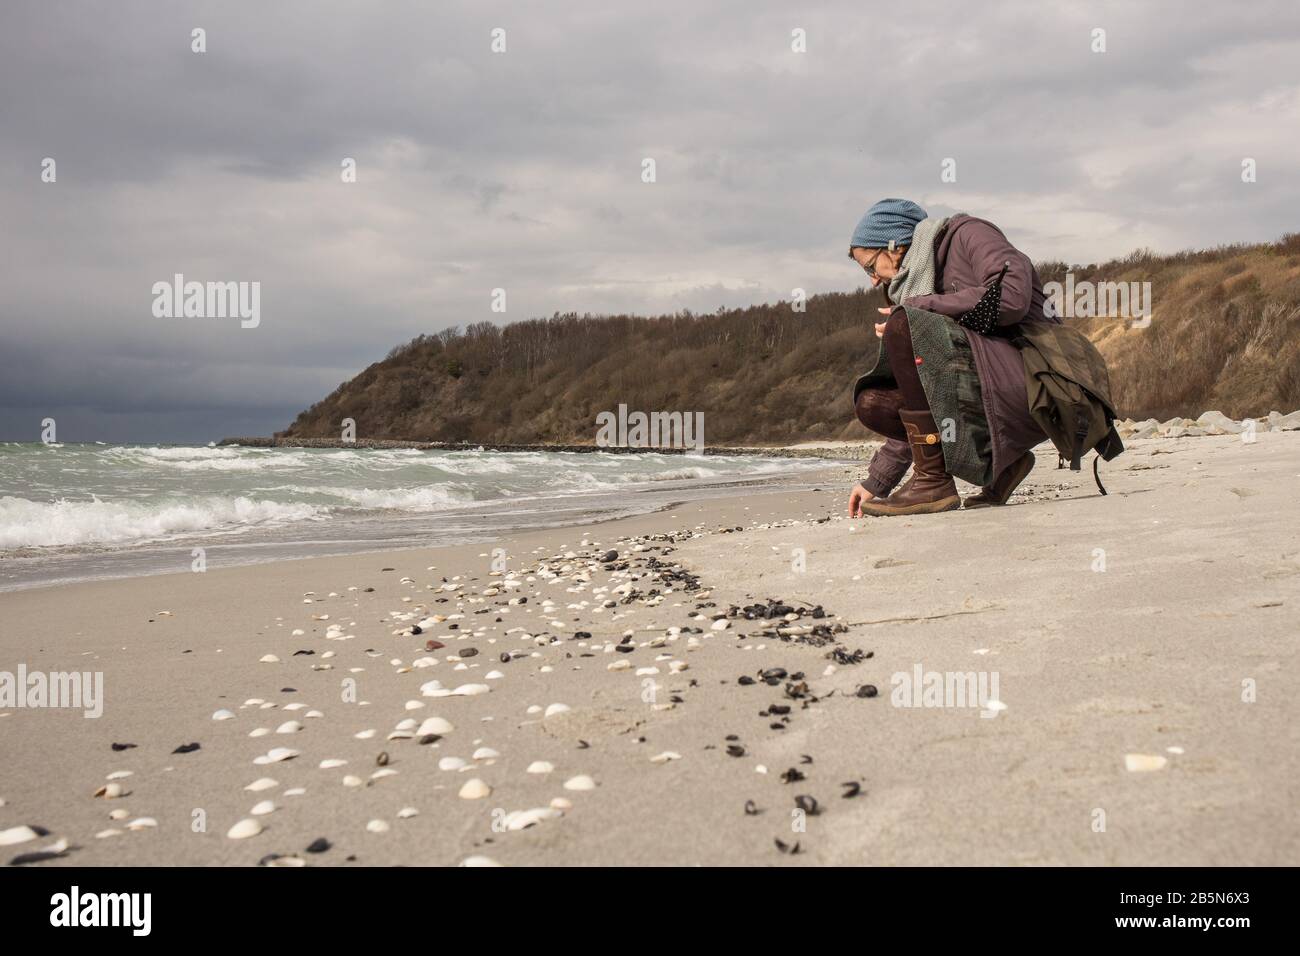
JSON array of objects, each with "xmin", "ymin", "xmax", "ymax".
[{"xmin": 1070, "ymin": 406, "xmax": 1089, "ymax": 471}]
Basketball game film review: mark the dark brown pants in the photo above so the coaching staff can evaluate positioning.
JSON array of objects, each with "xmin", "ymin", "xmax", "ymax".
[{"xmin": 854, "ymin": 311, "xmax": 931, "ymax": 438}]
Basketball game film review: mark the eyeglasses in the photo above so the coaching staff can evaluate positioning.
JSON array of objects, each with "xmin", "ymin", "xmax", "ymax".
[{"xmin": 856, "ymin": 248, "xmax": 886, "ymax": 279}]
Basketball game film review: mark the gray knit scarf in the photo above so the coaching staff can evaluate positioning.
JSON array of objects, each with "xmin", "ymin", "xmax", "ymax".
[{"xmin": 886, "ymin": 215, "xmax": 953, "ymax": 304}]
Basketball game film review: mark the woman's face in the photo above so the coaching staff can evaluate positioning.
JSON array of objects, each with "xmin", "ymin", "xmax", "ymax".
[{"xmin": 851, "ymin": 246, "xmax": 906, "ymax": 287}]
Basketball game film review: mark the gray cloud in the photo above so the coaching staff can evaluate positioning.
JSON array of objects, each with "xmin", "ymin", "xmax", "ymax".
[{"xmin": 2, "ymin": 0, "xmax": 1298, "ymax": 441}]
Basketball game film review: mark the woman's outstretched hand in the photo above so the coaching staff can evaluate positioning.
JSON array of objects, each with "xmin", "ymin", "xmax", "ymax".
[{"xmin": 848, "ymin": 483, "xmax": 874, "ymax": 517}]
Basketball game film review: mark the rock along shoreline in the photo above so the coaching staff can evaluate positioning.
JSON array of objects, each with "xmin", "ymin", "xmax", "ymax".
[
  {"xmin": 220, "ymin": 408, "xmax": 1300, "ymax": 462},
  {"xmin": 216, "ymin": 436, "xmax": 877, "ymax": 461}
]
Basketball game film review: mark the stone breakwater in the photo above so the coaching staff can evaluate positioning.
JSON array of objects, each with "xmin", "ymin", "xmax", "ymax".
[
  {"xmin": 217, "ymin": 436, "xmax": 877, "ymax": 461},
  {"xmin": 221, "ymin": 408, "xmax": 1300, "ymax": 463},
  {"xmin": 1115, "ymin": 409, "xmax": 1300, "ymax": 440}
]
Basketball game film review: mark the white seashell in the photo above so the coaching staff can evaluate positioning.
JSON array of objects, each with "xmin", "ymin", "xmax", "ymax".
[
  {"xmin": 354, "ymin": 729, "xmax": 376, "ymax": 739},
  {"xmin": 419, "ymin": 679, "xmax": 445, "ymax": 696},
  {"xmin": 1124, "ymin": 754, "xmax": 1168, "ymax": 772},
  {"xmin": 550, "ymin": 797, "xmax": 573, "ymax": 810},
  {"xmin": 387, "ymin": 730, "xmax": 414, "ymax": 740},
  {"xmin": 106, "ymin": 771, "xmax": 133, "ymax": 780},
  {"xmin": 460, "ymin": 855, "xmax": 503, "ymax": 867},
  {"xmin": 607, "ymin": 660, "xmax": 631, "ymax": 671},
  {"xmin": 404, "ymin": 700, "xmax": 425, "ymax": 711},
  {"xmin": 526, "ymin": 760, "xmax": 554, "ymax": 774},
  {"xmin": 502, "ymin": 807, "xmax": 562, "ymax": 830},
  {"xmin": 395, "ymin": 718, "xmax": 417, "ymax": 731},
  {"xmin": 635, "ymin": 667, "xmax": 659, "ymax": 676},
  {"xmin": 264, "ymin": 855, "xmax": 305, "ymax": 867},
  {"xmin": 259, "ymin": 654, "xmax": 281, "ymax": 663},
  {"xmin": 283, "ymin": 788, "xmax": 306, "ymax": 797},
  {"xmin": 366, "ymin": 819, "xmax": 391, "ymax": 834},
  {"xmin": 275, "ymin": 720, "xmax": 303, "ymax": 734},
  {"xmin": 397, "ymin": 806, "xmax": 419, "ymax": 819},
  {"xmin": 711, "ymin": 619, "xmax": 730, "ymax": 631},
  {"xmin": 305, "ymin": 710, "xmax": 324, "ymax": 718},
  {"xmin": 485, "ymin": 670, "xmax": 504, "ymax": 680},
  {"xmin": 543, "ymin": 703, "xmax": 571, "ymax": 718},
  {"xmin": 125, "ymin": 817, "xmax": 158, "ymax": 830},
  {"xmin": 342, "ymin": 775, "xmax": 363, "ymax": 787},
  {"xmin": 371, "ymin": 768, "xmax": 398, "ymax": 780},
  {"xmin": 245, "ymin": 777, "xmax": 278, "ymax": 792},
  {"xmin": 249, "ymin": 728, "xmax": 270, "ymax": 738},
  {"xmin": 563, "ymin": 774, "xmax": 596, "ymax": 791},
  {"xmin": 0, "ymin": 825, "xmax": 38, "ymax": 846},
  {"xmin": 452, "ymin": 683, "xmax": 490, "ymax": 696},
  {"xmin": 319, "ymin": 759, "xmax": 347, "ymax": 769},
  {"xmin": 439, "ymin": 757, "xmax": 468, "ymax": 771},
  {"xmin": 95, "ymin": 829, "xmax": 123, "ymax": 839},
  {"xmin": 253, "ymin": 748, "xmax": 299, "ymax": 765},
  {"xmin": 212, "ymin": 709, "xmax": 235, "ymax": 721},
  {"xmin": 283, "ymin": 703, "xmax": 307, "ymax": 711},
  {"xmin": 108, "ymin": 809, "xmax": 129, "ymax": 820},
  {"xmin": 650, "ymin": 751, "xmax": 681, "ymax": 763},
  {"xmin": 227, "ymin": 818, "xmax": 263, "ymax": 840},
  {"xmin": 458, "ymin": 778, "xmax": 492, "ymax": 799},
  {"xmin": 250, "ymin": 800, "xmax": 276, "ymax": 816},
  {"xmin": 526, "ymin": 704, "xmax": 543, "ymax": 714},
  {"xmin": 472, "ymin": 747, "xmax": 499, "ymax": 760},
  {"xmin": 417, "ymin": 716, "xmax": 454, "ymax": 736},
  {"xmin": 93, "ymin": 783, "xmax": 126, "ymax": 799}
]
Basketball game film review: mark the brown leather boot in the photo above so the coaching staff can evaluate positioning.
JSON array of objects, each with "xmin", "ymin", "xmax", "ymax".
[
  {"xmin": 963, "ymin": 451, "xmax": 1036, "ymax": 509},
  {"xmin": 859, "ymin": 410, "xmax": 961, "ymax": 516}
]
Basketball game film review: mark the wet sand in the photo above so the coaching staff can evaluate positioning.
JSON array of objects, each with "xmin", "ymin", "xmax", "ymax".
[{"xmin": 1, "ymin": 435, "xmax": 1296, "ymax": 866}]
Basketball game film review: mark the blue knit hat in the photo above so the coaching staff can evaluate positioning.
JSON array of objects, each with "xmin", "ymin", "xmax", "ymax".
[{"xmin": 849, "ymin": 198, "xmax": 928, "ymax": 251}]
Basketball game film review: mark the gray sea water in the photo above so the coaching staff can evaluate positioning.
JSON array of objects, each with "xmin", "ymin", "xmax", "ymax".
[{"xmin": 0, "ymin": 443, "xmax": 835, "ymax": 591}]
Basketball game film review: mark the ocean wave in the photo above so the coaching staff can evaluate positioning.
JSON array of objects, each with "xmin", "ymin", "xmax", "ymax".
[
  {"xmin": 278, "ymin": 484, "xmax": 478, "ymax": 512},
  {"xmin": 0, "ymin": 495, "xmax": 326, "ymax": 550}
]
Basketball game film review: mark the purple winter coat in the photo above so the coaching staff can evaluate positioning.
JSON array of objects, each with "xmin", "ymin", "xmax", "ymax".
[{"xmin": 862, "ymin": 214, "xmax": 1059, "ymax": 495}]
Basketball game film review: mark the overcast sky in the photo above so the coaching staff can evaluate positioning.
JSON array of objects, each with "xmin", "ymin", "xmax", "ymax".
[{"xmin": 2, "ymin": 0, "xmax": 1298, "ymax": 442}]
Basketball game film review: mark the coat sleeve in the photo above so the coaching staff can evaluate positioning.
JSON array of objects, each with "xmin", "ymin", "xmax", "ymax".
[
  {"xmin": 861, "ymin": 438, "xmax": 911, "ymax": 497},
  {"xmin": 902, "ymin": 220, "xmax": 1033, "ymax": 327}
]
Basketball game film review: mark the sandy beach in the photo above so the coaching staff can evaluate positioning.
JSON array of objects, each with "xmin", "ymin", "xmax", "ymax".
[{"xmin": 2, "ymin": 432, "xmax": 1297, "ymax": 867}]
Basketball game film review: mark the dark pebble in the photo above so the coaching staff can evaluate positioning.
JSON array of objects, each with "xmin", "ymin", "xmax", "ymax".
[
  {"xmin": 172, "ymin": 742, "xmax": 200, "ymax": 754},
  {"xmin": 856, "ymin": 684, "xmax": 879, "ymax": 698},
  {"xmin": 111, "ymin": 743, "xmax": 136, "ymax": 752},
  {"xmin": 305, "ymin": 838, "xmax": 331, "ymax": 853},
  {"xmin": 794, "ymin": 795, "xmax": 820, "ymax": 816}
]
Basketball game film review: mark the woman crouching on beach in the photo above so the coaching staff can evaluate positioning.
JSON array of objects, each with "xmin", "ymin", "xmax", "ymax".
[{"xmin": 846, "ymin": 198, "xmax": 1058, "ymax": 517}]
